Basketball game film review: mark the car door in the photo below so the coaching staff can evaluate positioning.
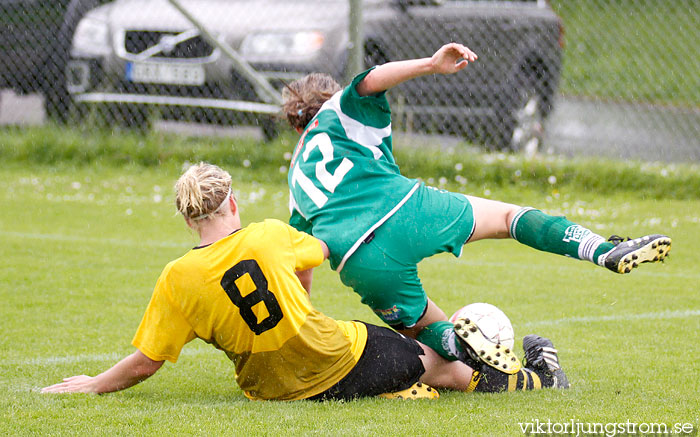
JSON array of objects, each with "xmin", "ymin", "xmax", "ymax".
[
  {"xmin": 366, "ymin": 0, "xmax": 559, "ymax": 140},
  {"xmin": 373, "ymin": 0, "xmax": 508, "ymax": 111}
]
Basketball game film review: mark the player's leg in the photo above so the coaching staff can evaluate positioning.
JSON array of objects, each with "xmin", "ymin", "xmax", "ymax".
[
  {"xmin": 468, "ymin": 195, "xmax": 612, "ymax": 259},
  {"xmin": 466, "ymin": 195, "xmax": 671, "ymax": 273},
  {"xmin": 415, "ymin": 340, "xmax": 472, "ymax": 391},
  {"xmin": 340, "ymin": 245, "xmax": 474, "ymax": 362},
  {"xmin": 339, "ymin": 252, "xmax": 467, "ymax": 362},
  {"xmin": 400, "ymin": 298, "xmax": 472, "ymax": 363},
  {"xmin": 340, "ymin": 260, "xmax": 507, "ymax": 369},
  {"xmin": 397, "ymin": 298, "xmax": 448, "ymax": 340},
  {"xmin": 339, "ymin": 184, "xmax": 491, "ymax": 363},
  {"xmin": 337, "ymin": 259, "xmax": 567, "ymax": 393},
  {"xmin": 466, "ymin": 334, "xmax": 569, "ymax": 392},
  {"xmin": 416, "ymin": 336, "xmax": 567, "ymax": 393},
  {"xmin": 372, "ymin": 186, "xmax": 519, "ymax": 365},
  {"xmin": 307, "ymin": 323, "xmax": 440, "ymax": 401}
]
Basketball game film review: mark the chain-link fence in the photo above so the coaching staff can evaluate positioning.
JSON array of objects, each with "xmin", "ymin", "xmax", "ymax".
[{"xmin": 1, "ymin": 0, "xmax": 698, "ymax": 161}]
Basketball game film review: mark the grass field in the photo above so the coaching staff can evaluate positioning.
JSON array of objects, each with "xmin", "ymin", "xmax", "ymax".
[
  {"xmin": 2, "ymin": 164, "xmax": 699, "ymax": 435},
  {"xmin": 551, "ymin": 0, "xmax": 699, "ymax": 106},
  {"xmin": 1, "ymin": 130, "xmax": 699, "ymax": 435}
]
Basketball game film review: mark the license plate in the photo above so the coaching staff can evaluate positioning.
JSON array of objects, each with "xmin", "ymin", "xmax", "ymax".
[{"xmin": 126, "ymin": 62, "xmax": 205, "ymax": 86}]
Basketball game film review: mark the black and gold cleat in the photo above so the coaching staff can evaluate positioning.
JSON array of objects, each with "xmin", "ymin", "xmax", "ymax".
[
  {"xmin": 599, "ymin": 234, "xmax": 671, "ymax": 274},
  {"xmin": 378, "ymin": 382, "xmax": 439, "ymax": 400},
  {"xmin": 453, "ymin": 316, "xmax": 521, "ymax": 374}
]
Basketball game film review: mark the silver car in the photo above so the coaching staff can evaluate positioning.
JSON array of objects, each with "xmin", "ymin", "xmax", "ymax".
[{"xmin": 67, "ymin": 0, "xmax": 563, "ymax": 150}]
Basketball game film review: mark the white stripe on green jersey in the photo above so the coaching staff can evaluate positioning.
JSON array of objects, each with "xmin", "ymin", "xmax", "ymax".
[{"xmin": 287, "ymin": 68, "xmax": 419, "ymax": 271}]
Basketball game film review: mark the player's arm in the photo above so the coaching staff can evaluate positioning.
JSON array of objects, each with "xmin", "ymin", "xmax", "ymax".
[
  {"xmin": 356, "ymin": 42, "xmax": 477, "ymax": 97},
  {"xmin": 296, "ymin": 238, "xmax": 329, "ymax": 295},
  {"xmin": 288, "ymin": 209, "xmax": 324, "ymax": 294},
  {"xmin": 41, "ymin": 349, "xmax": 163, "ymax": 394}
]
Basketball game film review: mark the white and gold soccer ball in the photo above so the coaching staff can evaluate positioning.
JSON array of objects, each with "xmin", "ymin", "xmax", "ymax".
[{"xmin": 449, "ymin": 302, "xmax": 515, "ymax": 350}]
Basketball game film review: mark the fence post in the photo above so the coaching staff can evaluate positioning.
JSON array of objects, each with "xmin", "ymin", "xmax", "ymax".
[
  {"xmin": 165, "ymin": 0, "xmax": 282, "ymax": 105},
  {"xmin": 346, "ymin": 0, "xmax": 364, "ymax": 84}
]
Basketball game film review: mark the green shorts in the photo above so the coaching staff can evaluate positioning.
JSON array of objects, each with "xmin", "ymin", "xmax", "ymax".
[{"xmin": 338, "ymin": 184, "xmax": 475, "ymax": 329}]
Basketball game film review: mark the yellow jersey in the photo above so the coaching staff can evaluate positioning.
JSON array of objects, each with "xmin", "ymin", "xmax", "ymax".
[{"xmin": 132, "ymin": 219, "xmax": 367, "ymax": 400}]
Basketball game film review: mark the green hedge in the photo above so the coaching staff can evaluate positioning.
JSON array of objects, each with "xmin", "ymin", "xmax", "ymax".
[{"xmin": 1, "ymin": 125, "xmax": 699, "ymax": 200}]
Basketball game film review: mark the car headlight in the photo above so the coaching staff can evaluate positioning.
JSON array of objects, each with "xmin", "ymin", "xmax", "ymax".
[
  {"xmin": 241, "ymin": 31, "xmax": 325, "ymax": 58},
  {"xmin": 72, "ymin": 17, "xmax": 110, "ymax": 57}
]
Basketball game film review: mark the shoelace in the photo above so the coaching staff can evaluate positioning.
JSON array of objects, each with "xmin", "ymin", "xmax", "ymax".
[
  {"xmin": 607, "ymin": 235, "xmax": 631, "ymax": 246},
  {"xmin": 524, "ymin": 345, "xmax": 544, "ymax": 367},
  {"xmin": 525, "ymin": 345, "xmax": 560, "ymax": 370}
]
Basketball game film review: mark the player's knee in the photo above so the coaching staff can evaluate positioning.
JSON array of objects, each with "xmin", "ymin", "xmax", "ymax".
[
  {"xmin": 504, "ymin": 206, "xmax": 523, "ymax": 236},
  {"xmin": 467, "ymin": 196, "xmax": 521, "ymax": 240}
]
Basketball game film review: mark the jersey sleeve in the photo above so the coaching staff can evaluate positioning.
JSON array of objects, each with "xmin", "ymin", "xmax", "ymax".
[
  {"xmin": 339, "ymin": 67, "xmax": 392, "ymax": 129},
  {"xmin": 284, "ymin": 222, "xmax": 325, "ymax": 272},
  {"xmin": 289, "ymin": 206, "xmax": 313, "ymax": 235},
  {"xmin": 131, "ymin": 265, "xmax": 196, "ymax": 363}
]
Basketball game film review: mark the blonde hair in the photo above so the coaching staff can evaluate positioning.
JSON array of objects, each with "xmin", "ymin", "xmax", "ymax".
[
  {"xmin": 282, "ymin": 73, "xmax": 341, "ymax": 131},
  {"xmin": 175, "ymin": 162, "xmax": 232, "ymax": 221}
]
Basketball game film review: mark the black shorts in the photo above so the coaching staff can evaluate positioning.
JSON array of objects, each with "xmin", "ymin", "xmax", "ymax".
[{"xmin": 308, "ymin": 323, "xmax": 426, "ymax": 401}]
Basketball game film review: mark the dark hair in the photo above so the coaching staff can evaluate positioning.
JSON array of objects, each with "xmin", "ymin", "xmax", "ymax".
[{"xmin": 282, "ymin": 73, "xmax": 341, "ymax": 130}]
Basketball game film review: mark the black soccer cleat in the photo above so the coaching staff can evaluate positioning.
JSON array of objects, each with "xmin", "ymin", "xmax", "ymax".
[
  {"xmin": 598, "ymin": 234, "xmax": 671, "ymax": 274},
  {"xmin": 453, "ymin": 316, "xmax": 521, "ymax": 375},
  {"xmin": 522, "ymin": 334, "xmax": 569, "ymax": 389}
]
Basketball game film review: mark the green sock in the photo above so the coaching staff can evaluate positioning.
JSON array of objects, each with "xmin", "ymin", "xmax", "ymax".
[
  {"xmin": 510, "ymin": 208, "xmax": 615, "ymax": 264},
  {"xmin": 416, "ymin": 321, "xmax": 464, "ymax": 362}
]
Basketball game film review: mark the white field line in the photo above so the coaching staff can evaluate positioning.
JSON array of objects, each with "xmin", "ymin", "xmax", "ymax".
[
  {"xmin": 521, "ymin": 308, "xmax": 700, "ymax": 328},
  {"xmin": 449, "ymin": 258, "xmax": 700, "ymax": 280},
  {"xmin": 4, "ymin": 347, "xmax": 211, "ymax": 367},
  {"xmin": 5, "ymin": 230, "xmax": 697, "ymax": 280},
  {"xmin": 0, "ymin": 230, "xmax": 192, "ymax": 249},
  {"xmin": 6, "ymin": 310, "xmax": 699, "ymax": 367}
]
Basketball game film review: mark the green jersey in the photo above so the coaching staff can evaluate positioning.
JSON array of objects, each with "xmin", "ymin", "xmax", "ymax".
[{"xmin": 288, "ymin": 68, "xmax": 419, "ymax": 271}]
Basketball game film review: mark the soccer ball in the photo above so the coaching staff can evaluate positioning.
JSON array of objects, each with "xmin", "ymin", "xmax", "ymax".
[{"xmin": 449, "ymin": 302, "xmax": 515, "ymax": 350}]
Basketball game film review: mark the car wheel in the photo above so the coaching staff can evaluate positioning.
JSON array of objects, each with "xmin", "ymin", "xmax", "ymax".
[
  {"xmin": 41, "ymin": 0, "xmax": 104, "ymax": 123},
  {"xmin": 493, "ymin": 82, "xmax": 544, "ymax": 156},
  {"xmin": 508, "ymin": 84, "xmax": 544, "ymax": 156}
]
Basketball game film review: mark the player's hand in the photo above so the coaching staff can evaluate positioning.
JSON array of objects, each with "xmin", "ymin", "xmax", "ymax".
[
  {"xmin": 430, "ymin": 43, "xmax": 478, "ymax": 75},
  {"xmin": 41, "ymin": 375, "xmax": 97, "ymax": 394}
]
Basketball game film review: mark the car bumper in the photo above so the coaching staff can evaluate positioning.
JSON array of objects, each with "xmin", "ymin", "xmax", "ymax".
[{"xmin": 72, "ymin": 91, "xmax": 279, "ymax": 114}]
